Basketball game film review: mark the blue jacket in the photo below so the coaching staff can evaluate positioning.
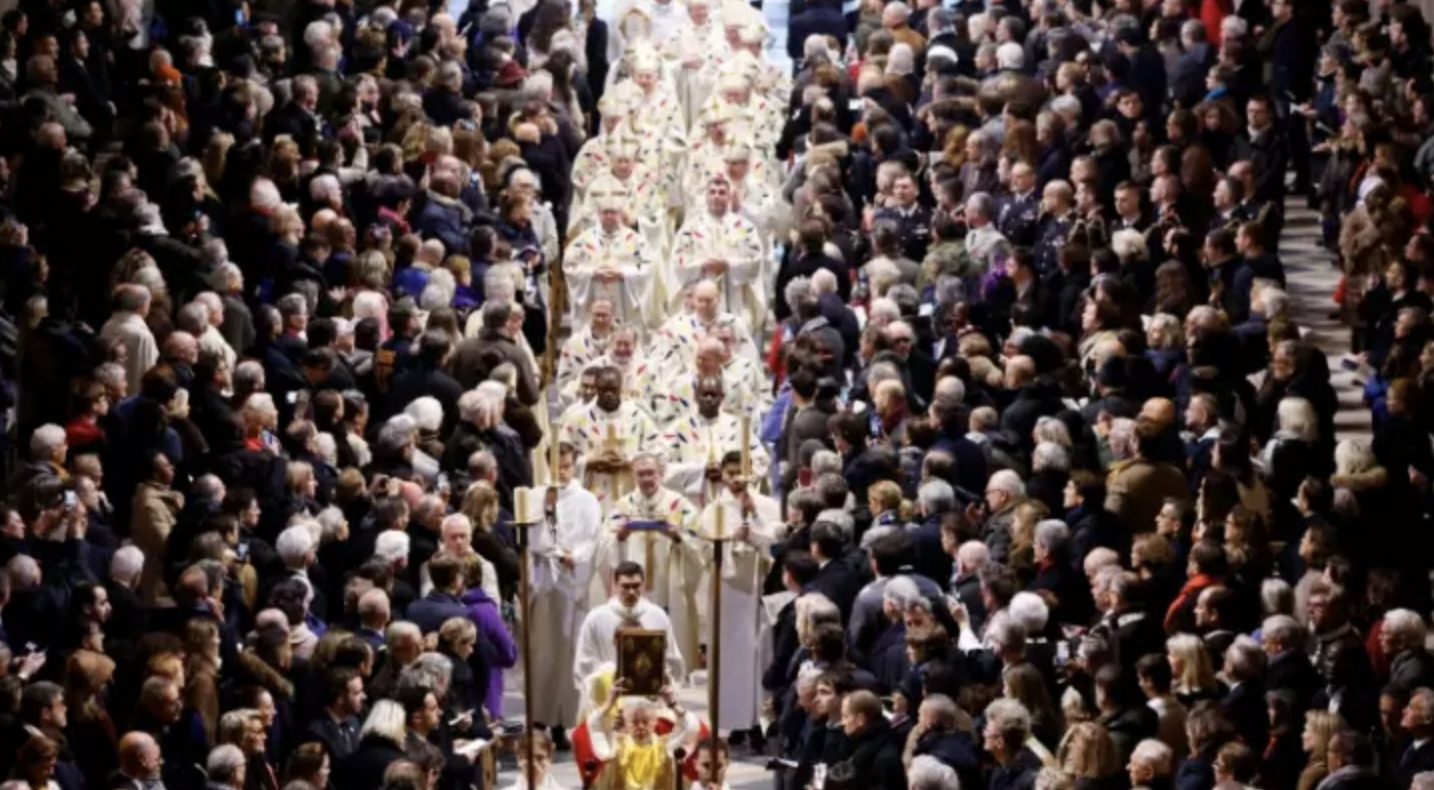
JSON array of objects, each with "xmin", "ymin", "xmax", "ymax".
[
  {"xmin": 869, "ymin": 622, "xmax": 909, "ymax": 692},
  {"xmin": 413, "ymin": 191, "xmax": 473, "ymax": 257},
  {"xmin": 914, "ymin": 729, "xmax": 981, "ymax": 789},
  {"xmin": 1176, "ymin": 751, "xmax": 1216, "ymax": 790},
  {"xmin": 406, "ymin": 591, "xmax": 471, "ymax": 635}
]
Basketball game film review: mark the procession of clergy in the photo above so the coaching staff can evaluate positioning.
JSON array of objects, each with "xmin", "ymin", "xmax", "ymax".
[{"xmin": 516, "ymin": 0, "xmax": 794, "ymax": 779}]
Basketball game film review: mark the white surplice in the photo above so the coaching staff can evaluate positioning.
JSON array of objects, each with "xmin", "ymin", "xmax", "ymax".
[
  {"xmin": 649, "ymin": 310, "xmax": 760, "ymax": 374},
  {"xmin": 662, "ymin": 411, "xmax": 771, "ymax": 501},
  {"xmin": 607, "ymin": 487, "xmax": 704, "ymax": 666},
  {"xmin": 695, "ymin": 487, "xmax": 779, "ymax": 730},
  {"xmin": 563, "ymin": 224, "xmax": 658, "ymax": 330},
  {"xmin": 556, "ymin": 325, "xmax": 614, "ymax": 400},
  {"xmin": 526, "ymin": 481, "xmax": 603, "ymax": 727},
  {"xmin": 574, "ymin": 596, "xmax": 688, "ymax": 694},
  {"xmin": 647, "ymin": 358, "xmax": 767, "ymax": 428},
  {"xmin": 669, "ymin": 210, "xmax": 764, "ymax": 335}
]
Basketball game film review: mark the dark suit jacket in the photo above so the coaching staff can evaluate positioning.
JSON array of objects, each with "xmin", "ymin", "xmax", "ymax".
[
  {"xmin": 906, "ymin": 516, "xmax": 953, "ymax": 589},
  {"xmin": 762, "ymin": 598, "xmax": 800, "ymax": 693},
  {"xmin": 809, "ymin": 559, "xmax": 862, "ymax": 623},
  {"xmin": 1221, "ymin": 679, "xmax": 1269, "ymax": 755},
  {"xmin": 1124, "ymin": 44, "xmax": 1167, "ymax": 121},
  {"xmin": 953, "ymin": 573, "xmax": 987, "ymax": 631},
  {"xmin": 264, "ymin": 102, "xmax": 320, "ymax": 150},
  {"xmin": 787, "ymin": 2, "xmax": 847, "ymax": 63},
  {"xmin": 1236, "ymin": 128, "xmax": 1290, "ymax": 203},
  {"xmin": 1397, "ymin": 739, "xmax": 1434, "ymax": 790},
  {"xmin": 1170, "ymin": 43, "xmax": 1214, "ymax": 109}
]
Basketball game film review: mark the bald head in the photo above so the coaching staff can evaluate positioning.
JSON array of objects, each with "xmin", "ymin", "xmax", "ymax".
[
  {"xmin": 696, "ymin": 337, "xmax": 726, "ymax": 371},
  {"xmin": 163, "ymin": 331, "xmax": 199, "ymax": 364},
  {"xmin": 118, "ymin": 732, "xmax": 159, "ymax": 776},
  {"xmin": 254, "ymin": 608, "xmax": 290, "ymax": 634},
  {"xmin": 1140, "ymin": 398, "xmax": 1176, "ymax": 430}
]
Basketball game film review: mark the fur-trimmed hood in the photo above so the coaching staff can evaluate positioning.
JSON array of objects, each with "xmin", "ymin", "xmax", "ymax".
[
  {"xmin": 1330, "ymin": 466, "xmax": 1388, "ymax": 491},
  {"xmin": 236, "ymin": 650, "xmax": 295, "ymax": 699}
]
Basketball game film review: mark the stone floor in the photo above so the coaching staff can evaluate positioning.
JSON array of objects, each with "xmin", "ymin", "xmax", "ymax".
[
  {"xmin": 1278, "ymin": 200, "xmax": 1370, "ymax": 443},
  {"xmin": 493, "ymin": 195, "xmax": 1367, "ymax": 788}
]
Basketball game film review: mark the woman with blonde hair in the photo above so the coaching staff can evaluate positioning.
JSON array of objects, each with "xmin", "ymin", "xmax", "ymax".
[
  {"xmin": 1057, "ymin": 722, "xmax": 1121, "ymax": 790},
  {"xmin": 437, "ymin": 617, "xmax": 483, "ymax": 716},
  {"xmin": 63, "ymin": 651, "xmax": 118, "ymax": 790},
  {"xmin": 1166, "ymin": 634, "xmax": 1220, "ymax": 705},
  {"xmin": 460, "ymin": 481, "xmax": 520, "ymax": 600},
  {"xmin": 334, "ymin": 700, "xmax": 408, "ymax": 789},
  {"xmin": 221, "ymin": 708, "xmax": 279, "ymax": 790},
  {"xmin": 1297, "ymin": 711, "xmax": 1347, "ymax": 790},
  {"xmin": 202, "ymin": 131, "xmax": 235, "ymax": 188},
  {"xmin": 184, "ymin": 617, "xmax": 223, "ymax": 741},
  {"xmin": 867, "ymin": 479, "xmax": 905, "ymax": 526},
  {"xmin": 1008, "ymin": 499, "xmax": 1049, "ymax": 583},
  {"xmin": 1259, "ymin": 396, "xmax": 1319, "ymax": 500}
]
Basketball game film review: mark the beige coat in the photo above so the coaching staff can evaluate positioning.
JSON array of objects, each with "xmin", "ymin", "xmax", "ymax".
[
  {"xmin": 98, "ymin": 311, "xmax": 159, "ymax": 396},
  {"xmin": 1105, "ymin": 458, "xmax": 1188, "ymax": 533},
  {"xmin": 131, "ymin": 482, "xmax": 183, "ymax": 602}
]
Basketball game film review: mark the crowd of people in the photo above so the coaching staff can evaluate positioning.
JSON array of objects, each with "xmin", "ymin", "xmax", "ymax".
[{"xmin": 3, "ymin": 0, "xmax": 1434, "ymax": 788}]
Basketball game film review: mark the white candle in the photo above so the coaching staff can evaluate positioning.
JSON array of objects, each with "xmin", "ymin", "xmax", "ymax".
[{"xmin": 515, "ymin": 487, "xmax": 532, "ymax": 523}]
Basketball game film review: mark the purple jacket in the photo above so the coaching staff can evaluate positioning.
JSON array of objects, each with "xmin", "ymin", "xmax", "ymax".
[{"xmin": 462, "ymin": 587, "xmax": 518, "ymax": 717}]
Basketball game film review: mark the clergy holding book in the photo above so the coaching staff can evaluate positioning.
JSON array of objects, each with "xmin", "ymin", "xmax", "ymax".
[{"xmin": 574, "ymin": 560, "xmax": 688, "ymax": 698}]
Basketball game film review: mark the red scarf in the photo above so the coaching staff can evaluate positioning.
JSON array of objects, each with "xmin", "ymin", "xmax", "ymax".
[{"xmin": 1164, "ymin": 574, "xmax": 1217, "ymax": 632}]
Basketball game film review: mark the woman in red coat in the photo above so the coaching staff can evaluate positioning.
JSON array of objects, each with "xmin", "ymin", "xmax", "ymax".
[{"xmin": 1201, "ymin": 0, "xmax": 1233, "ymax": 47}]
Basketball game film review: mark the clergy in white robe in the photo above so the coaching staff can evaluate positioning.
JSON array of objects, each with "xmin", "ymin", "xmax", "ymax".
[
  {"xmin": 648, "ymin": 281, "xmax": 759, "ymax": 372},
  {"xmin": 666, "ymin": 0, "xmax": 727, "ymax": 129},
  {"xmin": 663, "ymin": 377, "xmax": 770, "ymax": 502},
  {"xmin": 573, "ymin": 99, "xmax": 634, "ymax": 202},
  {"xmin": 570, "ymin": 327, "xmax": 657, "ymax": 407},
  {"xmin": 708, "ymin": 55, "xmax": 781, "ymax": 153},
  {"xmin": 524, "ymin": 450, "xmax": 604, "ymax": 729},
  {"xmin": 648, "ymin": 333, "xmax": 766, "ymax": 426},
  {"xmin": 679, "ymin": 101, "xmax": 746, "ymax": 208},
  {"xmin": 559, "ymin": 365, "xmax": 663, "ymax": 514},
  {"xmin": 608, "ymin": 0, "xmax": 686, "ymax": 67},
  {"xmin": 564, "ymin": 178, "xmax": 658, "ymax": 329},
  {"xmin": 620, "ymin": 45, "xmax": 687, "ymax": 155},
  {"xmin": 735, "ymin": 22, "xmax": 792, "ymax": 118},
  {"xmin": 720, "ymin": 145, "xmax": 787, "ymax": 286},
  {"xmin": 574, "ymin": 566, "xmax": 687, "ymax": 694},
  {"xmin": 568, "ymin": 146, "xmax": 671, "ymax": 271},
  {"xmin": 669, "ymin": 172, "xmax": 764, "ymax": 334},
  {"xmin": 557, "ymin": 300, "xmax": 617, "ymax": 398},
  {"xmin": 607, "ymin": 453, "xmax": 704, "ymax": 665},
  {"xmin": 695, "ymin": 454, "xmax": 780, "ymax": 731}
]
